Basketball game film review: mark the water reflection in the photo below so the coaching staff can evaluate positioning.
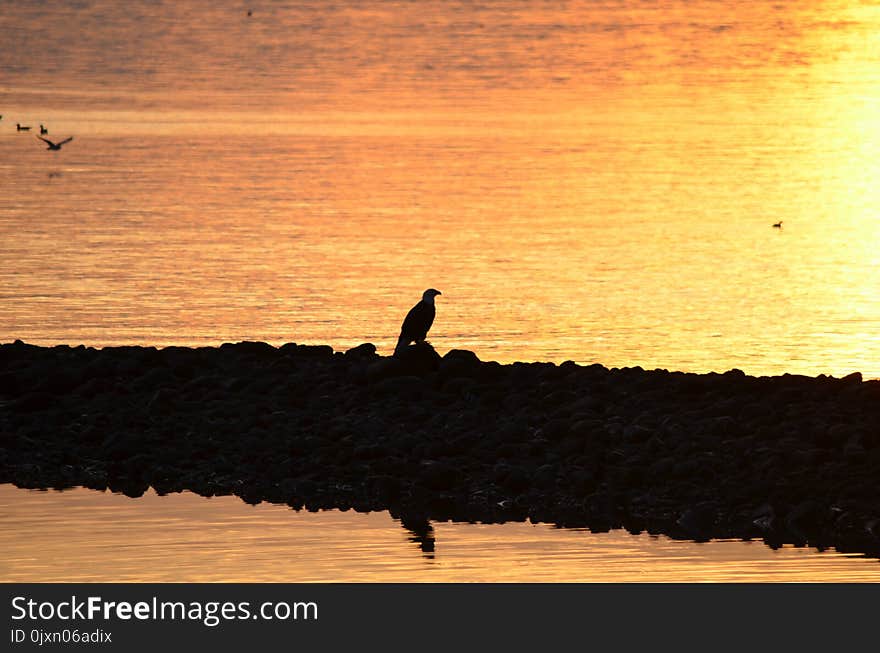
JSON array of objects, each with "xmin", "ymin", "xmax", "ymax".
[
  {"xmin": 1, "ymin": 485, "xmax": 876, "ymax": 582},
  {"xmin": 399, "ymin": 515, "xmax": 436, "ymax": 558}
]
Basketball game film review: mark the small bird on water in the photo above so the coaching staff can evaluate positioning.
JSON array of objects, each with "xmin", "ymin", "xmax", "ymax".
[
  {"xmin": 37, "ymin": 135, "xmax": 73, "ymax": 150},
  {"xmin": 772, "ymin": 221, "xmax": 783, "ymax": 228},
  {"xmin": 40, "ymin": 124, "xmax": 48, "ymax": 135},
  {"xmin": 394, "ymin": 288, "xmax": 442, "ymax": 356},
  {"xmin": 17, "ymin": 123, "xmax": 31, "ymax": 131}
]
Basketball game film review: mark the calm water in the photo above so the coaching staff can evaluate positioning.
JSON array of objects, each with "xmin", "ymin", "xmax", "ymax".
[
  {"xmin": 1, "ymin": 485, "xmax": 878, "ymax": 582},
  {"xmin": 3, "ymin": 1, "xmax": 880, "ymax": 581},
  {"xmin": 2, "ymin": 0, "xmax": 880, "ymax": 376}
]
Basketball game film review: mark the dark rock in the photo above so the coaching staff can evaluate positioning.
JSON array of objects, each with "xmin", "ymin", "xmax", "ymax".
[
  {"xmin": 345, "ymin": 343, "xmax": 377, "ymax": 358},
  {"xmin": 221, "ymin": 341, "xmax": 277, "ymax": 357},
  {"xmin": 133, "ymin": 366, "xmax": 175, "ymax": 393},
  {"xmin": 371, "ymin": 475, "xmax": 402, "ymax": 501},
  {"xmin": 373, "ymin": 375, "xmax": 423, "ymax": 398},
  {"xmin": 365, "ymin": 358, "xmax": 404, "ymax": 382},
  {"xmin": 676, "ymin": 502, "xmax": 719, "ymax": 540},
  {"xmin": 538, "ymin": 418, "xmax": 569, "ymax": 441},
  {"xmin": 420, "ymin": 461, "xmax": 459, "ymax": 491},
  {"xmin": 623, "ymin": 424, "xmax": 654, "ymax": 442},
  {"xmin": 394, "ymin": 342, "xmax": 441, "ymax": 376},
  {"xmin": 0, "ymin": 372, "xmax": 22, "ymax": 396},
  {"xmin": 12, "ymin": 391, "xmax": 56, "ymax": 413},
  {"xmin": 501, "ymin": 467, "xmax": 531, "ymax": 494},
  {"xmin": 292, "ymin": 344, "xmax": 334, "ymax": 358},
  {"xmin": 147, "ymin": 387, "xmax": 178, "ymax": 414},
  {"xmin": 440, "ymin": 349, "xmax": 481, "ymax": 379},
  {"xmin": 37, "ymin": 369, "xmax": 80, "ymax": 395},
  {"xmin": 533, "ymin": 464, "xmax": 556, "ymax": 489},
  {"xmin": 443, "ymin": 349, "xmax": 480, "ymax": 365},
  {"xmin": 751, "ymin": 504, "xmax": 777, "ymax": 533},
  {"xmin": 3, "ymin": 341, "xmax": 880, "ymax": 559}
]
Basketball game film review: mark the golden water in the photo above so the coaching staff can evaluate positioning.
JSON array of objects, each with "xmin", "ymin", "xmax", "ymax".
[
  {"xmin": 2, "ymin": 1, "xmax": 879, "ymax": 375},
  {"xmin": 1, "ymin": 486, "xmax": 877, "ymax": 582},
  {"xmin": 3, "ymin": 1, "xmax": 880, "ymax": 581}
]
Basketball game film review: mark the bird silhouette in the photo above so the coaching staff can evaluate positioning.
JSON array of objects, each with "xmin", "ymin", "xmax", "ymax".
[
  {"xmin": 37, "ymin": 135, "xmax": 73, "ymax": 151},
  {"xmin": 40, "ymin": 124, "xmax": 48, "ymax": 135},
  {"xmin": 772, "ymin": 221, "xmax": 783, "ymax": 228},
  {"xmin": 17, "ymin": 123, "xmax": 31, "ymax": 131},
  {"xmin": 394, "ymin": 288, "xmax": 441, "ymax": 356}
]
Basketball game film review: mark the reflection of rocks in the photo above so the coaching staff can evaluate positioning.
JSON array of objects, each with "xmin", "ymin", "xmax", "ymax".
[{"xmin": 2, "ymin": 339, "xmax": 880, "ymax": 557}]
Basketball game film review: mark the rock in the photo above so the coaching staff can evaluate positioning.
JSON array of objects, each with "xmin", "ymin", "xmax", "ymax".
[
  {"xmin": 221, "ymin": 341, "xmax": 276, "ymax": 357},
  {"xmin": 440, "ymin": 349, "xmax": 481, "ymax": 378},
  {"xmin": 344, "ymin": 343, "xmax": 377, "ymax": 358},
  {"xmin": 365, "ymin": 358, "xmax": 403, "ymax": 382},
  {"xmin": 12, "ymin": 391, "xmax": 56, "ymax": 413},
  {"xmin": 373, "ymin": 375, "xmax": 423, "ymax": 398},
  {"xmin": 501, "ymin": 467, "xmax": 531, "ymax": 494},
  {"xmin": 3, "ymin": 341, "xmax": 880, "ymax": 558},
  {"xmin": 533, "ymin": 464, "xmax": 556, "ymax": 489},
  {"xmin": 751, "ymin": 504, "xmax": 777, "ymax": 532},
  {"xmin": 147, "ymin": 387, "xmax": 178, "ymax": 414},
  {"xmin": 676, "ymin": 502, "xmax": 719, "ymax": 540},
  {"xmin": 394, "ymin": 342, "xmax": 441, "ymax": 376},
  {"xmin": 0, "ymin": 372, "xmax": 22, "ymax": 397},
  {"xmin": 132, "ymin": 366, "xmax": 175, "ymax": 393},
  {"xmin": 443, "ymin": 349, "xmax": 480, "ymax": 364},
  {"xmin": 420, "ymin": 461, "xmax": 459, "ymax": 491},
  {"xmin": 370, "ymin": 475, "xmax": 402, "ymax": 501},
  {"xmin": 37, "ymin": 369, "xmax": 80, "ymax": 395},
  {"xmin": 623, "ymin": 424, "xmax": 654, "ymax": 442},
  {"xmin": 291, "ymin": 344, "xmax": 334, "ymax": 358}
]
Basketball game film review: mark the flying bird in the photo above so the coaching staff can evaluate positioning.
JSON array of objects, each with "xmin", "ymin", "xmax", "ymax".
[
  {"xmin": 17, "ymin": 123, "xmax": 31, "ymax": 131},
  {"xmin": 37, "ymin": 135, "xmax": 73, "ymax": 151},
  {"xmin": 394, "ymin": 288, "xmax": 441, "ymax": 356}
]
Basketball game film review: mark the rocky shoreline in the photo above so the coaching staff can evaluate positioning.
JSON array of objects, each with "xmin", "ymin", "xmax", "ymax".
[{"xmin": 2, "ymin": 339, "xmax": 879, "ymax": 558}]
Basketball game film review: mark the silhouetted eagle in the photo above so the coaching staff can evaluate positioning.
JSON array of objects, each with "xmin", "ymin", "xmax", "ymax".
[{"xmin": 394, "ymin": 288, "xmax": 441, "ymax": 356}]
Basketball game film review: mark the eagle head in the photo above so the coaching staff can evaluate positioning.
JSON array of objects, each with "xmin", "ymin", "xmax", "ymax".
[{"xmin": 422, "ymin": 288, "xmax": 442, "ymax": 303}]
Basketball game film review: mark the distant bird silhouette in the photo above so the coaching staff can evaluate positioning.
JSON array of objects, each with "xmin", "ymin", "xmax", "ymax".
[
  {"xmin": 37, "ymin": 135, "xmax": 73, "ymax": 150},
  {"xmin": 394, "ymin": 288, "xmax": 441, "ymax": 356},
  {"xmin": 40, "ymin": 124, "xmax": 48, "ymax": 135},
  {"xmin": 16, "ymin": 123, "xmax": 31, "ymax": 131},
  {"xmin": 772, "ymin": 221, "xmax": 783, "ymax": 228}
]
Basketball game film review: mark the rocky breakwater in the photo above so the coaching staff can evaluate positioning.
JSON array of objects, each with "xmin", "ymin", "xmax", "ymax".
[{"xmin": 1, "ymin": 339, "xmax": 879, "ymax": 557}]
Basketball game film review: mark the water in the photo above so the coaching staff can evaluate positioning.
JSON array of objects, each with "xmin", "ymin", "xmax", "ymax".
[
  {"xmin": 1, "ymin": 485, "xmax": 877, "ymax": 582},
  {"xmin": 2, "ymin": 0, "xmax": 880, "ymax": 376},
  {"xmin": 3, "ymin": 1, "xmax": 880, "ymax": 581}
]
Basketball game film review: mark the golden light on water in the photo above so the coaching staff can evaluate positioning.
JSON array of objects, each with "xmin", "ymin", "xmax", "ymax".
[
  {"xmin": 2, "ymin": 487, "xmax": 877, "ymax": 582},
  {"xmin": 3, "ymin": 1, "xmax": 880, "ymax": 583}
]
